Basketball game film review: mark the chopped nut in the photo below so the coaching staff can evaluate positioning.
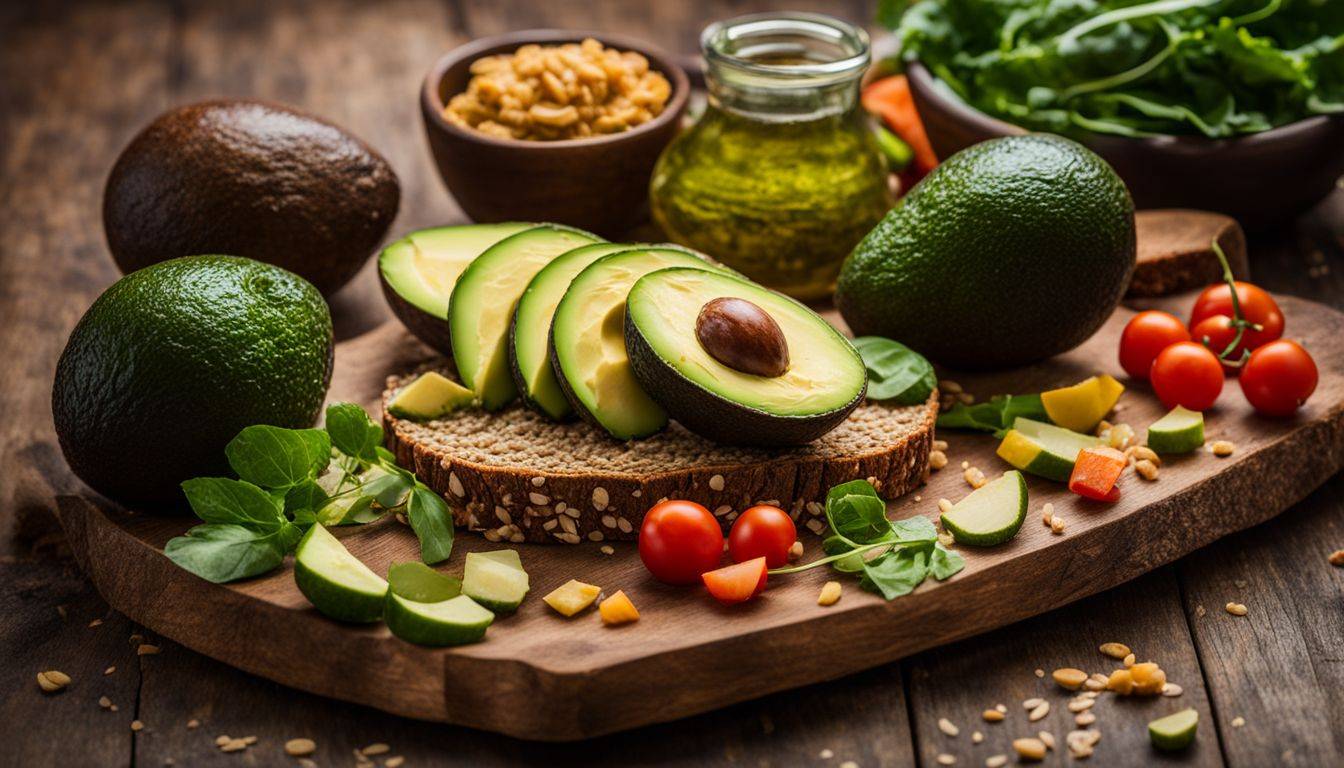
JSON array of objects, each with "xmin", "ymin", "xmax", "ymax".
[
  {"xmin": 219, "ymin": 738, "xmax": 247, "ymax": 752},
  {"xmin": 1067, "ymin": 698, "xmax": 1095, "ymax": 713},
  {"xmin": 818, "ymin": 581, "xmax": 843, "ymax": 607},
  {"xmin": 1074, "ymin": 712, "xmax": 1096, "ymax": 726},
  {"xmin": 1106, "ymin": 669, "xmax": 1134, "ymax": 695},
  {"xmin": 996, "ymin": 703, "xmax": 1007, "ymax": 713},
  {"xmin": 386, "ymin": 758, "xmax": 406, "ymax": 768},
  {"xmin": 1013, "ymin": 737, "xmax": 1047, "ymax": 761},
  {"xmin": 972, "ymin": 731, "xmax": 984, "ymax": 744},
  {"xmin": 1038, "ymin": 731, "xmax": 1055, "ymax": 750},
  {"xmin": 933, "ymin": 439, "xmax": 948, "ymax": 451},
  {"xmin": 982, "ymin": 709, "xmax": 1005, "ymax": 723},
  {"xmin": 98, "ymin": 695, "xmax": 112, "ymax": 709},
  {"xmin": 131, "ymin": 720, "xmax": 144, "ymax": 732},
  {"xmin": 1034, "ymin": 668, "xmax": 1045, "ymax": 678},
  {"xmin": 1232, "ymin": 716, "xmax": 1245, "ymax": 728},
  {"xmin": 285, "ymin": 738, "xmax": 317, "ymax": 757},
  {"xmin": 936, "ymin": 754, "xmax": 956, "ymax": 766},
  {"xmin": 930, "ymin": 450, "xmax": 948, "ymax": 470},
  {"xmin": 1050, "ymin": 516, "xmax": 1066, "ymax": 534},
  {"xmin": 985, "ymin": 755, "xmax": 1008, "ymax": 768},
  {"xmin": 187, "ymin": 719, "xmax": 200, "ymax": 729},
  {"xmin": 215, "ymin": 735, "xmax": 231, "ymax": 747},
  {"xmin": 361, "ymin": 743, "xmax": 391, "ymax": 757},
  {"xmin": 1099, "ymin": 642, "xmax": 1130, "ymax": 659},
  {"xmin": 1162, "ymin": 683, "xmax": 1184, "ymax": 697},
  {"xmin": 1083, "ymin": 677, "xmax": 1106, "ymax": 692},
  {"xmin": 137, "ymin": 643, "xmax": 160, "ymax": 656},
  {"xmin": 1329, "ymin": 550, "xmax": 1344, "ymax": 567},
  {"xmin": 1052, "ymin": 668, "xmax": 1087, "ymax": 690},
  {"xmin": 1123, "ymin": 653, "xmax": 1136, "ymax": 668},
  {"xmin": 1134, "ymin": 458, "xmax": 1159, "ymax": 480},
  {"xmin": 938, "ymin": 717, "xmax": 960, "ymax": 737},
  {"xmin": 1226, "ymin": 602, "xmax": 1248, "ymax": 616},
  {"xmin": 1023, "ymin": 698, "xmax": 1044, "ymax": 710},
  {"xmin": 788, "ymin": 541, "xmax": 804, "ymax": 561},
  {"xmin": 1129, "ymin": 662, "xmax": 1166, "ymax": 695},
  {"xmin": 1028, "ymin": 701, "xmax": 1050, "ymax": 721},
  {"xmin": 1211, "ymin": 440, "xmax": 1236, "ymax": 457},
  {"xmin": 36, "ymin": 670, "xmax": 70, "ymax": 693},
  {"xmin": 1132, "ymin": 446, "xmax": 1161, "ymax": 465},
  {"xmin": 964, "ymin": 466, "xmax": 986, "ymax": 489},
  {"xmin": 938, "ymin": 498, "xmax": 954, "ymax": 514},
  {"xmin": 1041, "ymin": 503, "xmax": 1054, "ymax": 526}
]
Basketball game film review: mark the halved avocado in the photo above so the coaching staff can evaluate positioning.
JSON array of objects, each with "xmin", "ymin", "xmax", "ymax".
[
  {"xmin": 624, "ymin": 268, "xmax": 867, "ymax": 446},
  {"xmin": 378, "ymin": 223, "xmax": 532, "ymax": 356},
  {"xmin": 448, "ymin": 225, "xmax": 601, "ymax": 410},
  {"xmin": 549, "ymin": 247, "xmax": 727, "ymax": 440},
  {"xmin": 509, "ymin": 242, "xmax": 633, "ymax": 420}
]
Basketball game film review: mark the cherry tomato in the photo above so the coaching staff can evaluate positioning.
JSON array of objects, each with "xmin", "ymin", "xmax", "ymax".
[
  {"xmin": 702, "ymin": 557, "xmax": 768, "ymax": 604},
  {"xmin": 1239, "ymin": 340, "xmax": 1318, "ymax": 417},
  {"xmin": 1150, "ymin": 341, "xmax": 1224, "ymax": 411},
  {"xmin": 1119, "ymin": 310, "xmax": 1190, "ymax": 380},
  {"xmin": 638, "ymin": 500, "xmax": 724, "ymax": 585},
  {"xmin": 1189, "ymin": 314, "xmax": 1242, "ymax": 371},
  {"xmin": 728, "ymin": 505, "xmax": 796, "ymax": 568},
  {"xmin": 1189, "ymin": 281, "xmax": 1284, "ymax": 351}
]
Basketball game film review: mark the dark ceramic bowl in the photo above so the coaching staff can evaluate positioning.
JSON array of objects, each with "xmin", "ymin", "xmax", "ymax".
[
  {"xmin": 421, "ymin": 30, "xmax": 690, "ymax": 237},
  {"xmin": 906, "ymin": 61, "xmax": 1344, "ymax": 230}
]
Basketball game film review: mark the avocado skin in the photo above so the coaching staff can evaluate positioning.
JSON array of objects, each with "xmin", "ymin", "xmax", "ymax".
[
  {"xmin": 836, "ymin": 134, "xmax": 1135, "ymax": 369},
  {"xmin": 379, "ymin": 271, "xmax": 456, "ymax": 363},
  {"xmin": 624, "ymin": 311, "xmax": 866, "ymax": 447},
  {"xmin": 104, "ymin": 99, "xmax": 400, "ymax": 296},
  {"xmin": 52, "ymin": 256, "xmax": 333, "ymax": 508}
]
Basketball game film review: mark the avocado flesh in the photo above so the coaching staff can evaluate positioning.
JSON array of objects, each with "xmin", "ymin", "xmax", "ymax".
[
  {"xmin": 550, "ymin": 247, "xmax": 728, "ymax": 439},
  {"xmin": 625, "ymin": 268, "xmax": 867, "ymax": 445},
  {"xmin": 379, "ymin": 223, "xmax": 533, "ymax": 357},
  {"xmin": 510, "ymin": 242, "xmax": 633, "ymax": 420},
  {"xmin": 449, "ymin": 225, "xmax": 601, "ymax": 410},
  {"xmin": 836, "ymin": 134, "xmax": 1135, "ymax": 369}
]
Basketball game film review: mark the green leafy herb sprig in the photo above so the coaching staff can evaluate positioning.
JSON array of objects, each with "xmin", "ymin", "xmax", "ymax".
[
  {"xmin": 769, "ymin": 479, "xmax": 964, "ymax": 599},
  {"xmin": 937, "ymin": 393, "xmax": 1048, "ymax": 435},
  {"xmin": 165, "ymin": 403, "xmax": 453, "ymax": 583},
  {"xmin": 853, "ymin": 336, "xmax": 937, "ymax": 406}
]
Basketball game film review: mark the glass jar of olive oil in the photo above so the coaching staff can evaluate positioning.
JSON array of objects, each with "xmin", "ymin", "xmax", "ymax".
[{"xmin": 649, "ymin": 13, "xmax": 893, "ymax": 300}]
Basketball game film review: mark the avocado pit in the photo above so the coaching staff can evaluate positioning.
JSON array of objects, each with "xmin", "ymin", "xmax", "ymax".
[{"xmin": 695, "ymin": 297, "xmax": 790, "ymax": 378}]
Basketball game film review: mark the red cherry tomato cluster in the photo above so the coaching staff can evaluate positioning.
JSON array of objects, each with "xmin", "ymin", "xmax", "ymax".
[
  {"xmin": 1117, "ymin": 278, "xmax": 1316, "ymax": 417},
  {"xmin": 639, "ymin": 500, "xmax": 796, "ymax": 604}
]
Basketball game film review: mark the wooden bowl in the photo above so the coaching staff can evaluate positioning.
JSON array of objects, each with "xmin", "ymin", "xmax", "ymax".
[
  {"xmin": 905, "ymin": 61, "xmax": 1344, "ymax": 230},
  {"xmin": 421, "ymin": 31, "xmax": 690, "ymax": 237}
]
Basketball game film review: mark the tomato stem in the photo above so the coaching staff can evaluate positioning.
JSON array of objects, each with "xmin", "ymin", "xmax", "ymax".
[{"xmin": 1209, "ymin": 238, "xmax": 1255, "ymax": 368}]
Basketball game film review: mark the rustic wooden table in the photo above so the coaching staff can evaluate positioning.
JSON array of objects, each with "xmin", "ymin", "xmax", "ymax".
[{"xmin": 2, "ymin": 1, "xmax": 1341, "ymax": 765}]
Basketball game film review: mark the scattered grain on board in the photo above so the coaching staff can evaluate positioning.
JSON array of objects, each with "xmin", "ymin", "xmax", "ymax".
[
  {"xmin": 1134, "ymin": 459, "xmax": 1159, "ymax": 480},
  {"xmin": 1052, "ymin": 668, "xmax": 1087, "ymax": 690},
  {"xmin": 1038, "ymin": 731, "xmax": 1055, "ymax": 750},
  {"xmin": 1075, "ymin": 712, "xmax": 1096, "ymax": 726},
  {"xmin": 818, "ymin": 581, "xmax": 843, "ymax": 607},
  {"xmin": 985, "ymin": 756, "xmax": 1008, "ymax": 768},
  {"xmin": 285, "ymin": 739, "xmax": 317, "ymax": 757},
  {"xmin": 983, "ymin": 709, "xmax": 1005, "ymax": 723},
  {"xmin": 972, "ymin": 731, "xmax": 984, "ymax": 744},
  {"xmin": 1013, "ymin": 737, "xmax": 1047, "ymax": 761},
  {"xmin": 936, "ymin": 754, "xmax": 956, "ymax": 765},
  {"xmin": 361, "ymin": 743, "xmax": 391, "ymax": 756},
  {"xmin": 1050, "ymin": 516, "xmax": 1066, "ymax": 534},
  {"xmin": 1226, "ymin": 601, "xmax": 1248, "ymax": 616},
  {"xmin": 1033, "ymin": 668, "xmax": 1045, "ymax": 678},
  {"xmin": 1232, "ymin": 716, "xmax": 1245, "ymax": 728},
  {"xmin": 1028, "ymin": 701, "xmax": 1051, "ymax": 721},
  {"xmin": 1330, "ymin": 550, "xmax": 1344, "ymax": 567},
  {"xmin": 1041, "ymin": 503, "xmax": 1054, "ymax": 526},
  {"xmin": 1123, "ymin": 653, "xmax": 1136, "ymax": 668},
  {"xmin": 36, "ymin": 670, "xmax": 70, "ymax": 693},
  {"xmin": 1162, "ymin": 683, "xmax": 1184, "ymax": 697},
  {"xmin": 1099, "ymin": 642, "xmax": 1130, "ymax": 659},
  {"xmin": 1211, "ymin": 440, "xmax": 1236, "ymax": 457},
  {"xmin": 930, "ymin": 450, "xmax": 948, "ymax": 470},
  {"xmin": 938, "ymin": 717, "xmax": 960, "ymax": 737}
]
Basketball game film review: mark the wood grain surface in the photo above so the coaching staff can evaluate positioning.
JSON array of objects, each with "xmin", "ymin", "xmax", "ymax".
[
  {"xmin": 51, "ymin": 292, "xmax": 1344, "ymax": 739},
  {"xmin": 4, "ymin": 1, "xmax": 1343, "ymax": 765}
]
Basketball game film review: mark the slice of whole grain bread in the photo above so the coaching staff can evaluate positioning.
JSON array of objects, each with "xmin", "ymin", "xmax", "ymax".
[{"xmin": 383, "ymin": 370, "xmax": 938, "ymax": 544}]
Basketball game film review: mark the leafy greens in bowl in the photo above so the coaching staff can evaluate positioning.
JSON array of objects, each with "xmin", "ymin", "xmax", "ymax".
[{"xmin": 886, "ymin": 0, "xmax": 1342, "ymax": 139}]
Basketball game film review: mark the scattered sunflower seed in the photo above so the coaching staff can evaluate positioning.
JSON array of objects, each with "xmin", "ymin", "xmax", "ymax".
[
  {"xmin": 938, "ymin": 717, "xmax": 960, "ymax": 737},
  {"xmin": 36, "ymin": 670, "xmax": 71, "ymax": 693},
  {"xmin": 1226, "ymin": 602, "xmax": 1248, "ymax": 616},
  {"xmin": 1099, "ymin": 642, "xmax": 1130, "ymax": 659},
  {"xmin": 285, "ymin": 738, "xmax": 317, "ymax": 757},
  {"xmin": 1028, "ymin": 701, "xmax": 1051, "ymax": 721}
]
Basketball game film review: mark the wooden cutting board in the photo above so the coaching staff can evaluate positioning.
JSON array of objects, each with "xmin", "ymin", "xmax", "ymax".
[{"xmin": 54, "ymin": 292, "xmax": 1344, "ymax": 741}]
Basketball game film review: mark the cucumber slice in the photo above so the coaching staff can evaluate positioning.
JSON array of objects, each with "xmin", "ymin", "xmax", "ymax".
[
  {"xmin": 1148, "ymin": 708, "xmax": 1198, "ymax": 751},
  {"xmin": 387, "ymin": 372, "xmax": 475, "ymax": 421},
  {"xmin": 293, "ymin": 525, "xmax": 387, "ymax": 623},
  {"xmin": 388, "ymin": 561, "xmax": 461, "ymax": 603},
  {"xmin": 1146, "ymin": 406, "xmax": 1205, "ymax": 454},
  {"xmin": 475, "ymin": 549, "xmax": 523, "ymax": 571},
  {"xmin": 385, "ymin": 593, "xmax": 494, "ymax": 647},
  {"xmin": 940, "ymin": 470, "xmax": 1028, "ymax": 546},
  {"xmin": 997, "ymin": 417, "xmax": 1103, "ymax": 482},
  {"xmin": 462, "ymin": 551, "xmax": 530, "ymax": 613}
]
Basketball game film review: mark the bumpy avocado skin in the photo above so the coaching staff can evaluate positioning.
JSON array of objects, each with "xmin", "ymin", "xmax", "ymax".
[
  {"xmin": 836, "ymin": 134, "xmax": 1135, "ymax": 369},
  {"xmin": 52, "ymin": 256, "xmax": 333, "ymax": 508},
  {"xmin": 103, "ymin": 99, "xmax": 400, "ymax": 295}
]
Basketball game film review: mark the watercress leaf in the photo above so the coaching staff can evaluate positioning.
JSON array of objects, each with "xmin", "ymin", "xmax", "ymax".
[
  {"xmin": 859, "ymin": 545, "xmax": 930, "ymax": 600},
  {"xmin": 164, "ymin": 523, "xmax": 290, "ymax": 583},
  {"xmin": 225, "ymin": 425, "xmax": 329, "ymax": 488},
  {"xmin": 889, "ymin": 515, "xmax": 939, "ymax": 544},
  {"xmin": 180, "ymin": 477, "xmax": 284, "ymax": 528},
  {"xmin": 826, "ymin": 478, "xmax": 881, "ymax": 506},
  {"xmin": 930, "ymin": 543, "xmax": 965, "ymax": 581},
  {"xmin": 407, "ymin": 484, "xmax": 455, "ymax": 565},
  {"xmin": 852, "ymin": 336, "xmax": 937, "ymax": 404},
  {"xmin": 363, "ymin": 471, "xmax": 414, "ymax": 509},
  {"xmin": 325, "ymin": 402, "xmax": 383, "ymax": 461},
  {"xmin": 284, "ymin": 479, "xmax": 328, "ymax": 519},
  {"xmin": 827, "ymin": 492, "xmax": 893, "ymax": 546},
  {"xmin": 335, "ymin": 495, "xmax": 385, "ymax": 526}
]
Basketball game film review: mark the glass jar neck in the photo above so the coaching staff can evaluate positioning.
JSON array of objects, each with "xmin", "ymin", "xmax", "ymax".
[{"xmin": 701, "ymin": 13, "xmax": 870, "ymax": 122}]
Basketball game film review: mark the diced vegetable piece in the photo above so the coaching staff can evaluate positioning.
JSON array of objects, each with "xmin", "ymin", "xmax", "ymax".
[
  {"xmin": 702, "ymin": 557, "xmax": 768, "ymax": 604},
  {"xmin": 599, "ymin": 590, "xmax": 640, "ymax": 625},
  {"xmin": 462, "ymin": 551, "xmax": 530, "ymax": 613},
  {"xmin": 387, "ymin": 372, "xmax": 475, "ymax": 421},
  {"xmin": 387, "ymin": 561, "xmax": 461, "ymax": 603},
  {"xmin": 861, "ymin": 75, "xmax": 937, "ymax": 173},
  {"xmin": 1149, "ymin": 708, "xmax": 1199, "ymax": 751},
  {"xmin": 293, "ymin": 525, "xmax": 388, "ymax": 624},
  {"xmin": 1041, "ymin": 374, "xmax": 1124, "ymax": 433},
  {"xmin": 1068, "ymin": 445, "xmax": 1127, "ymax": 501},
  {"xmin": 385, "ymin": 593, "xmax": 493, "ymax": 647},
  {"xmin": 939, "ymin": 470, "xmax": 1028, "ymax": 546},
  {"xmin": 996, "ymin": 418, "xmax": 1103, "ymax": 482},
  {"xmin": 474, "ymin": 549, "xmax": 524, "ymax": 571},
  {"xmin": 543, "ymin": 579, "xmax": 602, "ymax": 617},
  {"xmin": 1146, "ymin": 406, "xmax": 1205, "ymax": 454}
]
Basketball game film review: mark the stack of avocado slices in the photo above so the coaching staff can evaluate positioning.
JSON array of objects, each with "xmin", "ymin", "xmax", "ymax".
[{"xmin": 380, "ymin": 223, "xmax": 868, "ymax": 447}]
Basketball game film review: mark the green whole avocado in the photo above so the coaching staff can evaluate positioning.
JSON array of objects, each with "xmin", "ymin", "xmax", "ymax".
[
  {"xmin": 52, "ymin": 256, "xmax": 333, "ymax": 508},
  {"xmin": 836, "ymin": 134, "xmax": 1135, "ymax": 369}
]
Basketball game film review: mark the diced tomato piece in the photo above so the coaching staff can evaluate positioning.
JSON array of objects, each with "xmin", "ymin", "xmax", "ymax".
[
  {"xmin": 862, "ymin": 75, "xmax": 938, "ymax": 174},
  {"xmin": 702, "ymin": 557, "xmax": 767, "ymax": 604},
  {"xmin": 1068, "ymin": 446, "xmax": 1127, "ymax": 502}
]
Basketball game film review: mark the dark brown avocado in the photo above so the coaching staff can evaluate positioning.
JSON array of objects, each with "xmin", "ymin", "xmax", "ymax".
[{"xmin": 103, "ymin": 99, "xmax": 400, "ymax": 295}]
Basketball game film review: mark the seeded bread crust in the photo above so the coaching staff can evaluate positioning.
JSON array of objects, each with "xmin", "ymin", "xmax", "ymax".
[{"xmin": 383, "ymin": 369, "xmax": 938, "ymax": 544}]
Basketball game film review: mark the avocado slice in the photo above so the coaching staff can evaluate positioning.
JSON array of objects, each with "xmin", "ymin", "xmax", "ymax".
[
  {"xmin": 384, "ymin": 593, "xmax": 494, "ymax": 647},
  {"xmin": 939, "ymin": 470, "xmax": 1028, "ymax": 546},
  {"xmin": 293, "ymin": 525, "xmax": 388, "ymax": 624},
  {"xmin": 461, "ymin": 551, "xmax": 530, "ymax": 613},
  {"xmin": 996, "ymin": 417, "xmax": 1103, "ymax": 482},
  {"xmin": 386, "ymin": 371, "xmax": 475, "ymax": 421},
  {"xmin": 510, "ymin": 242, "xmax": 634, "ymax": 420},
  {"xmin": 549, "ymin": 247, "xmax": 729, "ymax": 440},
  {"xmin": 449, "ymin": 225, "xmax": 601, "ymax": 410},
  {"xmin": 379, "ymin": 223, "xmax": 533, "ymax": 356},
  {"xmin": 625, "ymin": 268, "xmax": 868, "ymax": 446},
  {"xmin": 1146, "ymin": 406, "xmax": 1205, "ymax": 454}
]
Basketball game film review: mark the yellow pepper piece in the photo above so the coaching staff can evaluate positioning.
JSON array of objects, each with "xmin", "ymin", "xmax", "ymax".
[
  {"xmin": 543, "ymin": 579, "xmax": 602, "ymax": 617},
  {"xmin": 1041, "ymin": 374, "xmax": 1124, "ymax": 433},
  {"xmin": 599, "ymin": 590, "xmax": 639, "ymax": 625}
]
